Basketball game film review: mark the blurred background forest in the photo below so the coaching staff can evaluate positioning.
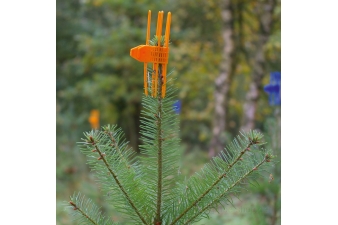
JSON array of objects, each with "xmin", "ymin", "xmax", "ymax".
[{"xmin": 56, "ymin": 0, "xmax": 281, "ymax": 224}]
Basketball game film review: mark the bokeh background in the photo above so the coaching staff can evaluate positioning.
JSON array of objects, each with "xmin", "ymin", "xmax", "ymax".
[{"xmin": 56, "ymin": 0, "xmax": 281, "ymax": 224}]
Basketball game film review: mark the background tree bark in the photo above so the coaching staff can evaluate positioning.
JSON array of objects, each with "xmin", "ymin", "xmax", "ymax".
[
  {"xmin": 209, "ymin": 0, "xmax": 235, "ymax": 157},
  {"xmin": 241, "ymin": 0, "xmax": 277, "ymax": 132}
]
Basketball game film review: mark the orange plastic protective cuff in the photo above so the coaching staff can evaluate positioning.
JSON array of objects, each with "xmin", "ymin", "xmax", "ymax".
[{"xmin": 130, "ymin": 10, "xmax": 171, "ymax": 98}]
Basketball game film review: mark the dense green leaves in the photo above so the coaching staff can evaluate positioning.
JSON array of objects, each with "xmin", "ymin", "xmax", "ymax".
[{"xmin": 67, "ymin": 77, "xmax": 273, "ymax": 224}]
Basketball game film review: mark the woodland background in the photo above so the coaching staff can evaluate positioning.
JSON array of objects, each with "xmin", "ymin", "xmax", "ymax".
[{"xmin": 56, "ymin": 0, "xmax": 281, "ymax": 224}]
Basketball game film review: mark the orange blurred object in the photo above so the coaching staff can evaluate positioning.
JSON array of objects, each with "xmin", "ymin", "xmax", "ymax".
[
  {"xmin": 88, "ymin": 109, "xmax": 100, "ymax": 130},
  {"xmin": 130, "ymin": 10, "xmax": 171, "ymax": 98}
]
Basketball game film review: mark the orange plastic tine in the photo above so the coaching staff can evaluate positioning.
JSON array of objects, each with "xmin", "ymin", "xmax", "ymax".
[
  {"xmin": 162, "ymin": 12, "xmax": 171, "ymax": 97},
  {"xmin": 152, "ymin": 63, "xmax": 156, "ymax": 97},
  {"xmin": 162, "ymin": 64, "xmax": 167, "ymax": 98},
  {"xmin": 144, "ymin": 10, "xmax": 151, "ymax": 96},
  {"xmin": 153, "ymin": 12, "xmax": 160, "ymax": 97},
  {"xmin": 144, "ymin": 63, "xmax": 148, "ymax": 95},
  {"xmin": 164, "ymin": 12, "xmax": 171, "ymax": 47},
  {"xmin": 155, "ymin": 11, "xmax": 164, "ymax": 97},
  {"xmin": 152, "ymin": 12, "xmax": 161, "ymax": 97},
  {"xmin": 146, "ymin": 10, "xmax": 151, "ymax": 45},
  {"xmin": 143, "ymin": 10, "xmax": 151, "ymax": 96},
  {"xmin": 152, "ymin": 60, "xmax": 157, "ymax": 97},
  {"xmin": 157, "ymin": 11, "xmax": 163, "ymax": 47}
]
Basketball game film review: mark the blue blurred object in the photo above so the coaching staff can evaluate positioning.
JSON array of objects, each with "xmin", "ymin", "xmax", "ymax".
[
  {"xmin": 173, "ymin": 100, "xmax": 181, "ymax": 114},
  {"xmin": 264, "ymin": 72, "xmax": 281, "ymax": 105}
]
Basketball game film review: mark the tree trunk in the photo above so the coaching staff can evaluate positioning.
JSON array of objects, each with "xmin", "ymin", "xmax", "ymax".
[
  {"xmin": 241, "ymin": 0, "xmax": 276, "ymax": 132},
  {"xmin": 209, "ymin": 0, "xmax": 235, "ymax": 157}
]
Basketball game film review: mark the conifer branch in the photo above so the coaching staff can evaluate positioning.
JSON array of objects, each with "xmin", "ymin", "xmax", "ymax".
[
  {"xmin": 90, "ymin": 139, "xmax": 149, "ymax": 225},
  {"xmin": 182, "ymin": 156, "xmax": 269, "ymax": 225},
  {"xmin": 68, "ymin": 193, "xmax": 115, "ymax": 225},
  {"xmin": 169, "ymin": 139, "xmax": 258, "ymax": 225},
  {"xmin": 69, "ymin": 201, "xmax": 98, "ymax": 225}
]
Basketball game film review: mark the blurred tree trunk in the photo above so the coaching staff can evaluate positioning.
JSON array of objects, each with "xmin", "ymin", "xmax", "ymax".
[
  {"xmin": 241, "ymin": 0, "xmax": 276, "ymax": 132},
  {"xmin": 209, "ymin": 0, "xmax": 235, "ymax": 157}
]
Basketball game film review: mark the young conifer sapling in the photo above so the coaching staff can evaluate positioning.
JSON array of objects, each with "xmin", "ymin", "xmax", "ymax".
[{"xmin": 65, "ymin": 10, "xmax": 274, "ymax": 225}]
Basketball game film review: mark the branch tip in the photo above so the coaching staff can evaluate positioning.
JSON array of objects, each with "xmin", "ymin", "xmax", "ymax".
[
  {"xmin": 69, "ymin": 201, "xmax": 76, "ymax": 207},
  {"xmin": 265, "ymin": 153, "xmax": 272, "ymax": 162},
  {"xmin": 89, "ymin": 136, "xmax": 94, "ymax": 142}
]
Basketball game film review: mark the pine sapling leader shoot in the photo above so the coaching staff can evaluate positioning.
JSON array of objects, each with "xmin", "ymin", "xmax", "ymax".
[{"xmin": 66, "ymin": 10, "xmax": 274, "ymax": 225}]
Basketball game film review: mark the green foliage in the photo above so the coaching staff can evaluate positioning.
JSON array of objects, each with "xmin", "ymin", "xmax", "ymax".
[
  {"xmin": 249, "ymin": 112, "xmax": 281, "ymax": 224},
  {"xmin": 66, "ymin": 69, "xmax": 274, "ymax": 224},
  {"xmin": 56, "ymin": 0, "xmax": 281, "ymax": 155},
  {"xmin": 79, "ymin": 125, "xmax": 148, "ymax": 223},
  {"xmin": 57, "ymin": 1, "xmax": 281, "ymax": 224},
  {"xmin": 67, "ymin": 193, "xmax": 116, "ymax": 225},
  {"xmin": 165, "ymin": 131, "xmax": 272, "ymax": 225}
]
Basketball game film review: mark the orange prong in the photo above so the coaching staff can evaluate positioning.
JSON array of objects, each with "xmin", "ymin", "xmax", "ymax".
[
  {"xmin": 152, "ymin": 63, "xmax": 157, "ymax": 97},
  {"xmin": 143, "ymin": 10, "xmax": 151, "ymax": 96},
  {"xmin": 153, "ymin": 12, "xmax": 160, "ymax": 97},
  {"xmin": 157, "ymin": 11, "xmax": 163, "ymax": 47},
  {"xmin": 162, "ymin": 64, "xmax": 167, "ymax": 98},
  {"xmin": 164, "ymin": 12, "xmax": 171, "ymax": 47},
  {"xmin": 157, "ymin": 11, "xmax": 164, "ymax": 96},
  {"xmin": 144, "ymin": 63, "xmax": 148, "ymax": 95},
  {"xmin": 162, "ymin": 12, "xmax": 171, "ymax": 97},
  {"xmin": 156, "ymin": 11, "xmax": 160, "ymax": 39},
  {"xmin": 146, "ymin": 10, "xmax": 151, "ymax": 45},
  {"xmin": 155, "ymin": 65, "xmax": 158, "ymax": 97},
  {"xmin": 154, "ymin": 11, "xmax": 163, "ymax": 97}
]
